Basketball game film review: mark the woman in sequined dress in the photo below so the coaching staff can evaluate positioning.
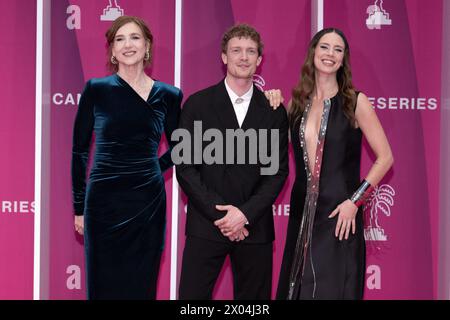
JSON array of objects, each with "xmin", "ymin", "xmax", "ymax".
[{"xmin": 276, "ymin": 28, "xmax": 393, "ymax": 300}]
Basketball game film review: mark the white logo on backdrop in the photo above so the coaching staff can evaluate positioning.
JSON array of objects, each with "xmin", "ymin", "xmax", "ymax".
[
  {"xmin": 53, "ymin": 92, "xmax": 81, "ymax": 106},
  {"xmin": 366, "ymin": 0, "xmax": 392, "ymax": 30},
  {"xmin": 273, "ymin": 204, "xmax": 290, "ymax": 216},
  {"xmin": 101, "ymin": 0, "xmax": 124, "ymax": 21},
  {"xmin": 66, "ymin": 5, "xmax": 81, "ymax": 30},
  {"xmin": 368, "ymin": 97, "xmax": 438, "ymax": 111},
  {"xmin": 366, "ymin": 265, "xmax": 381, "ymax": 290},
  {"xmin": 364, "ymin": 184, "xmax": 395, "ymax": 241},
  {"xmin": 1, "ymin": 200, "xmax": 35, "ymax": 214},
  {"xmin": 66, "ymin": 265, "xmax": 81, "ymax": 290},
  {"xmin": 253, "ymin": 74, "xmax": 266, "ymax": 91}
]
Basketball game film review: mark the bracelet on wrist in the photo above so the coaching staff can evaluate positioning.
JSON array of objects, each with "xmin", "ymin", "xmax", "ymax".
[{"xmin": 350, "ymin": 180, "xmax": 374, "ymax": 207}]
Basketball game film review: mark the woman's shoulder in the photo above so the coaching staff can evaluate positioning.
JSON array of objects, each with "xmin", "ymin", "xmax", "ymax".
[
  {"xmin": 80, "ymin": 75, "xmax": 118, "ymax": 99},
  {"xmin": 355, "ymin": 90, "xmax": 369, "ymax": 104},
  {"xmin": 335, "ymin": 89, "xmax": 367, "ymax": 105},
  {"xmin": 354, "ymin": 91, "xmax": 375, "ymax": 115},
  {"xmin": 155, "ymin": 81, "xmax": 182, "ymax": 98},
  {"xmin": 81, "ymin": 75, "xmax": 117, "ymax": 94},
  {"xmin": 86, "ymin": 74, "xmax": 117, "ymax": 87}
]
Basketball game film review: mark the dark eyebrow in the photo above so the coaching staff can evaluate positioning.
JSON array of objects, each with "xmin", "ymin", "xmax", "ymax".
[
  {"xmin": 319, "ymin": 42, "xmax": 344, "ymax": 50},
  {"xmin": 115, "ymin": 32, "xmax": 141, "ymax": 38}
]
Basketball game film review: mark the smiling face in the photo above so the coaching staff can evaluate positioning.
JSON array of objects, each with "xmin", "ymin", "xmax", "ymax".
[
  {"xmin": 313, "ymin": 32, "xmax": 345, "ymax": 76},
  {"xmin": 221, "ymin": 36, "xmax": 262, "ymax": 81},
  {"xmin": 111, "ymin": 22, "xmax": 149, "ymax": 71}
]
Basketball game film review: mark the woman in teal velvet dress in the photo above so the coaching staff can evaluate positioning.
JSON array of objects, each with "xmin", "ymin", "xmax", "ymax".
[{"xmin": 71, "ymin": 16, "xmax": 182, "ymax": 299}]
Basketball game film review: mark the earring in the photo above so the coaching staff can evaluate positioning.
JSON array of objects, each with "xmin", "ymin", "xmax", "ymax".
[
  {"xmin": 144, "ymin": 50, "xmax": 150, "ymax": 61},
  {"xmin": 111, "ymin": 55, "xmax": 118, "ymax": 65}
]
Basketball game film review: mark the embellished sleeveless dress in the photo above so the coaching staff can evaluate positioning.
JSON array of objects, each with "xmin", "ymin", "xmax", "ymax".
[{"xmin": 276, "ymin": 93, "xmax": 366, "ymax": 300}]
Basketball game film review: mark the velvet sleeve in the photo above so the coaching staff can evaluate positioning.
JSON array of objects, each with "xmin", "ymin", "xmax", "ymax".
[
  {"xmin": 159, "ymin": 89, "xmax": 183, "ymax": 173},
  {"xmin": 71, "ymin": 80, "xmax": 94, "ymax": 216}
]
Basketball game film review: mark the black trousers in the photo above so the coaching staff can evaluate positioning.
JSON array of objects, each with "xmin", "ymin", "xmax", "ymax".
[{"xmin": 178, "ymin": 236, "xmax": 273, "ymax": 300}]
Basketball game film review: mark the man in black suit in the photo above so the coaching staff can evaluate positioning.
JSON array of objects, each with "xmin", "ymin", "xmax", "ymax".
[{"xmin": 175, "ymin": 24, "xmax": 289, "ymax": 300}]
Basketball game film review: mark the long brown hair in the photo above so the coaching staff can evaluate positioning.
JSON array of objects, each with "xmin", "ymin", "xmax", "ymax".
[
  {"xmin": 289, "ymin": 28, "xmax": 357, "ymax": 128},
  {"xmin": 105, "ymin": 15, "xmax": 154, "ymax": 73}
]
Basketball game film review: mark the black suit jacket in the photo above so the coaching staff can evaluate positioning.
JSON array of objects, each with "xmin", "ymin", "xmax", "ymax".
[{"xmin": 176, "ymin": 80, "xmax": 289, "ymax": 244}]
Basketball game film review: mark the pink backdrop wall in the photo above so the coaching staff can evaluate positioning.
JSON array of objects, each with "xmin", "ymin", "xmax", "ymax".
[
  {"xmin": 324, "ymin": 0, "xmax": 441, "ymax": 299},
  {"xmin": 0, "ymin": 1, "xmax": 36, "ymax": 299},
  {"xmin": 0, "ymin": 0, "xmax": 443, "ymax": 300}
]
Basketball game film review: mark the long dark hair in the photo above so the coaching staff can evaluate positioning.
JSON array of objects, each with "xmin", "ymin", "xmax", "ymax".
[{"xmin": 289, "ymin": 28, "xmax": 357, "ymax": 128}]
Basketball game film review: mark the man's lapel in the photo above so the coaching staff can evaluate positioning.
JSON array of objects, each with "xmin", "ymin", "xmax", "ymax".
[
  {"xmin": 241, "ymin": 85, "xmax": 264, "ymax": 130},
  {"xmin": 212, "ymin": 80, "xmax": 240, "ymax": 130}
]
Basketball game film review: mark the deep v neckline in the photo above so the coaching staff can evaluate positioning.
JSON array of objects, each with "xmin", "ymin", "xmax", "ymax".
[
  {"xmin": 289, "ymin": 97, "xmax": 333, "ymax": 300},
  {"xmin": 304, "ymin": 101, "xmax": 325, "ymax": 173},
  {"xmin": 300, "ymin": 97, "xmax": 333, "ymax": 179},
  {"xmin": 115, "ymin": 73, "xmax": 157, "ymax": 104}
]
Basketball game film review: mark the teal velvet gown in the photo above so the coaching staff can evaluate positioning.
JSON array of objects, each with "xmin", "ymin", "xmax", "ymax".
[{"xmin": 71, "ymin": 74, "xmax": 182, "ymax": 299}]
